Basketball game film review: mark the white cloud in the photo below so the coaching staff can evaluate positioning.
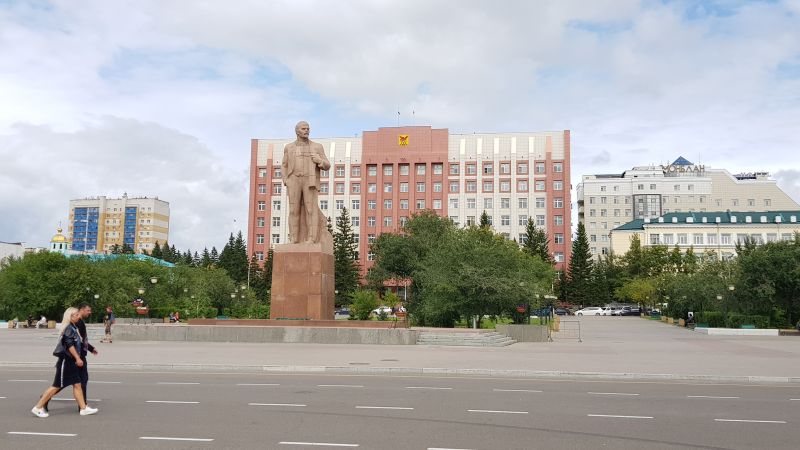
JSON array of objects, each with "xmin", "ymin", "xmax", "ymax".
[
  {"xmin": 0, "ymin": 117, "xmax": 245, "ymax": 251},
  {"xmin": 1, "ymin": 0, "xmax": 799, "ymax": 250}
]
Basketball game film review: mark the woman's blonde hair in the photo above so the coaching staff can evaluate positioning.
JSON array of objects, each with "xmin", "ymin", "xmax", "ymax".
[{"xmin": 58, "ymin": 307, "xmax": 79, "ymax": 336}]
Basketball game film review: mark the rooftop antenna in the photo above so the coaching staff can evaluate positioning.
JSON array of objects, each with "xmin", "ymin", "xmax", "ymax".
[
  {"xmin": 412, "ymin": 108, "xmax": 415, "ymax": 126},
  {"xmin": 397, "ymin": 106, "xmax": 400, "ymax": 127}
]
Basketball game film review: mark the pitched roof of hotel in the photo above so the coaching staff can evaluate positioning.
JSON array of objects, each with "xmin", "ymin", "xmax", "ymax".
[{"xmin": 613, "ymin": 211, "xmax": 800, "ymax": 231}]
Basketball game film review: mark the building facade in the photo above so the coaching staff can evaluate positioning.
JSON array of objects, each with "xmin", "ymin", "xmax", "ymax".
[
  {"xmin": 577, "ymin": 157, "xmax": 799, "ymax": 258},
  {"xmin": 248, "ymin": 126, "xmax": 572, "ymax": 272},
  {"xmin": 68, "ymin": 195, "xmax": 170, "ymax": 254},
  {"xmin": 610, "ymin": 211, "xmax": 800, "ymax": 260}
]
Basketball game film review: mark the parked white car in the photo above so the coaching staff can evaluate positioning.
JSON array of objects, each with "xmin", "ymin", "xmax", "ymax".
[
  {"xmin": 574, "ymin": 307, "xmax": 603, "ymax": 316},
  {"xmin": 372, "ymin": 306, "xmax": 393, "ymax": 315},
  {"xmin": 601, "ymin": 307, "xmax": 616, "ymax": 316}
]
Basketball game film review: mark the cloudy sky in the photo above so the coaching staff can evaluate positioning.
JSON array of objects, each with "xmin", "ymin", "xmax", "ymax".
[{"xmin": 1, "ymin": 0, "xmax": 799, "ymax": 252}]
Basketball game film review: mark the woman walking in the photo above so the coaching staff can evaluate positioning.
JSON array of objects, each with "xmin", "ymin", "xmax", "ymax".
[{"xmin": 31, "ymin": 307, "xmax": 98, "ymax": 417}]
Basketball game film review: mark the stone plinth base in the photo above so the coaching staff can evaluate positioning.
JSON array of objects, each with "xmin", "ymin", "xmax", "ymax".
[{"xmin": 270, "ymin": 242, "xmax": 334, "ymax": 320}]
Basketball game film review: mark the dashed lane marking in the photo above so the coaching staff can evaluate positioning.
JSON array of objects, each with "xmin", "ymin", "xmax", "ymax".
[
  {"xmin": 468, "ymin": 409, "xmax": 528, "ymax": 414},
  {"xmin": 279, "ymin": 442, "xmax": 358, "ymax": 447},
  {"xmin": 317, "ymin": 384, "xmax": 363, "ymax": 388},
  {"xmin": 146, "ymin": 400, "xmax": 200, "ymax": 404},
  {"xmin": 493, "ymin": 389, "xmax": 542, "ymax": 393},
  {"xmin": 8, "ymin": 432, "xmax": 77, "ymax": 437},
  {"xmin": 140, "ymin": 436, "xmax": 214, "ymax": 442},
  {"xmin": 588, "ymin": 392, "xmax": 639, "ymax": 396},
  {"xmin": 588, "ymin": 414, "xmax": 653, "ymax": 419},
  {"xmin": 250, "ymin": 403, "xmax": 307, "ymax": 407},
  {"xmin": 8, "ymin": 379, "xmax": 46, "ymax": 382},
  {"xmin": 687, "ymin": 395, "xmax": 740, "ymax": 399},
  {"xmin": 355, "ymin": 406, "xmax": 414, "ymax": 410},
  {"xmin": 715, "ymin": 419, "xmax": 786, "ymax": 424}
]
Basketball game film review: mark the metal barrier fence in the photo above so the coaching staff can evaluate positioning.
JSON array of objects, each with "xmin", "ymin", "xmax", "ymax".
[{"xmin": 552, "ymin": 319, "xmax": 582, "ymax": 342}]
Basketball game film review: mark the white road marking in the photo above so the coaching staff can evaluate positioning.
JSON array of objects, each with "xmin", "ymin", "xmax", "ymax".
[
  {"xmin": 493, "ymin": 389, "xmax": 542, "ymax": 393},
  {"xmin": 250, "ymin": 403, "xmax": 307, "ymax": 407},
  {"xmin": 687, "ymin": 395, "xmax": 740, "ymax": 399},
  {"xmin": 715, "ymin": 419, "xmax": 786, "ymax": 424},
  {"xmin": 317, "ymin": 384, "xmax": 363, "ymax": 388},
  {"xmin": 0, "ymin": 396, "xmax": 5, "ymax": 399},
  {"xmin": 790, "ymin": 398, "xmax": 800, "ymax": 401},
  {"xmin": 146, "ymin": 400, "xmax": 199, "ymax": 404},
  {"xmin": 157, "ymin": 382, "xmax": 200, "ymax": 385},
  {"xmin": 428, "ymin": 448, "xmax": 476, "ymax": 450},
  {"xmin": 8, "ymin": 379, "xmax": 46, "ymax": 382},
  {"xmin": 140, "ymin": 436, "xmax": 214, "ymax": 442},
  {"xmin": 588, "ymin": 392, "xmax": 639, "ymax": 396},
  {"xmin": 355, "ymin": 406, "xmax": 414, "ymax": 410},
  {"xmin": 279, "ymin": 442, "xmax": 358, "ymax": 447},
  {"xmin": 468, "ymin": 409, "xmax": 528, "ymax": 414},
  {"xmin": 588, "ymin": 414, "xmax": 653, "ymax": 419},
  {"xmin": 405, "ymin": 386, "xmax": 452, "ymax": 390},
  {"xmin": 237, "ymin": 383, "xmax": 280, "ymax": 386},
  {"xmin": 8, "ymin": 432, "xmax": 77, "ymax": 437}
]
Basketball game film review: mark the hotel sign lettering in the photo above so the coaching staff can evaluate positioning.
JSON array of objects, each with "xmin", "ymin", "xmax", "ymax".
[{"xmin": 661, "ymin": 164, "xmax": 705, "ymax": 174}]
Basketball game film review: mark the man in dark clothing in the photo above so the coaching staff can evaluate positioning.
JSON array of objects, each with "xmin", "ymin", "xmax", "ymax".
[{"xmin": 43, "ymin": 303, "xmax": 98, "ymax": 412}]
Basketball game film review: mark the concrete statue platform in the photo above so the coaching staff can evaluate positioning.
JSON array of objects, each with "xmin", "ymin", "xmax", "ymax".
[
  {"xmin": 270, "ymin": 241, "xmax": 334, "ymax": 321},
  {"xmin": 190, "ymin": 319, "xmax": 402, "ymax": 328}
]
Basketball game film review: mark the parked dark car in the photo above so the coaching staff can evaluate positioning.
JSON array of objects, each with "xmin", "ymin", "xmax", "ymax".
[
  {"xmin": 335, "ymin": 308, "xmax": 350, "ymax": 316},
  {"xmin": 618, "ymin": 306, "xmax": 634, "ymax": 316},
  {"xmin": 554, "ymin": 308, "xmax": 570, "ymax": 316}
]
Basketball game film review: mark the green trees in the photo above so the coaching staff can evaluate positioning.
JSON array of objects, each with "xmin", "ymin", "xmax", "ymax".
[
  {"xmin": 333, "ymin": 208, "xmax": 361, "ymax": 306},
  {"xmin": 566, "ymin": 222, "xmax": 593, "ymax": 305},
  {"xmin": 479, "ymin": 211, "xmax": 491, "ymax": 230},
  {"xmin": 368, "ymin": 211, "xmax": 554, "ymax": 327},
  {"xmin": 522, "ymin": 218, "xmax": 553, "ymax": 264},
  {"xmin": 736, "ymin": 235, "xmax": 800, "ymax": 326},
  {"xmin": 218, "ymin": 232, "xmax": 248, "ymax": 284}
]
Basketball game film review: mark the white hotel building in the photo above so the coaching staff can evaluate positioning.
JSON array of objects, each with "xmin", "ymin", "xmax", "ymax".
[{"xmin": 577, "ymin": 157, "xmax": 799, "ymax": 258}]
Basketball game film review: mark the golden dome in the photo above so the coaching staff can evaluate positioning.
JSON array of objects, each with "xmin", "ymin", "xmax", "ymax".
[{"xmin": 51, "ymin": 227, "xmax": 68, "ymax": 243}]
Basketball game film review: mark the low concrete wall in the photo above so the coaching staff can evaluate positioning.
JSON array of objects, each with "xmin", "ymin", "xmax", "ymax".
[
  {"xmin": 693, "ymin": 327, "xmax": 779, "ymax": 336},
  {"xmin": 190, "ymin": 319, "xmax": 402, "ymax": 328},
  {"xmin": 495, "ymin": 324, "xmax": 550, "ymax": 342},
  {"xmin": 113, "ymin": 324, "xmax": 419, "ymax": 345}
]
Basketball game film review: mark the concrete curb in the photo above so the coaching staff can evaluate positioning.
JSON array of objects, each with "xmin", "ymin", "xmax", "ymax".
[{"xmin": 2, "ymin": 361, "xmax": 798, "ymax": 385}]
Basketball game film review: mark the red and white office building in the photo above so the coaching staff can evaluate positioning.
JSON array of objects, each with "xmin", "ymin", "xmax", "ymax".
[{"xmin": 248, "ymin": 126, "xmax": 572, "ymax": 273}]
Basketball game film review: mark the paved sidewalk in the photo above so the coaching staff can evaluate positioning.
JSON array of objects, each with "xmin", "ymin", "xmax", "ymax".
[{"xmin": 1, "ymin": 317, "xmax": 798, "ymax": 384}]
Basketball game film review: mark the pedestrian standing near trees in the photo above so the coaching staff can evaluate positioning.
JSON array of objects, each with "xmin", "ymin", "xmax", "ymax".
[
  {"xmin": 101, "ymin": 306, "xmax": 114, "ymax": 343},
  {"xmin": 31, "ymin": 307, "xmax": 98, "ymax": 417}
]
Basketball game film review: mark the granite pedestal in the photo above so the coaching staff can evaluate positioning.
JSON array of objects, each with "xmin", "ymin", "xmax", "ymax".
[{"xmin": 270, "ymin": 242, "xmax": 334, "ymax": 320}]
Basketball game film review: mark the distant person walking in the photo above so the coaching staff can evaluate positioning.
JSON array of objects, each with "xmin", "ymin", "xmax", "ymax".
[
  {"xmin": 101, "ymin": 306, "xmax": 115, "ymax": 343},
  {"xmin": 31, "ymin": 307, "xmax": 98, "ymax": 417}
]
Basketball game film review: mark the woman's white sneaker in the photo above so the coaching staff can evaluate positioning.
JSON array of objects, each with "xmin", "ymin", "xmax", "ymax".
[
  {"xmin": 79, "ymin": 406, "xmax": 98, "ymax": 416},
  {"xmin": 31, "ymin": 406, "xmax": 49, "ymax": 418}
]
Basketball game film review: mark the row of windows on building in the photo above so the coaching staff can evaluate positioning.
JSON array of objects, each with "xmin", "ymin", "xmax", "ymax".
[
  {"xmin": 257, "ymin": 211, "xmax": 560, "ymax": 231},
  {"xmin": 648, "ymin": 232, "xmax": 796, "ymax": 246},
  {"xmin": 595, "ymin": 183, "xmax": 698, "ymax": 192},
  {"xmin": 587, "ymin": 195, "xmax": 773, "ymax": 208},
  {"xmin": 251, "ymin": 233, "xmax": 567, "ymax": 263},
  {"xmin": 258, "ymin": 179, "xmax": 564, "ymax": 196},
  {"xmin": 258, "ymin": 161, "xmax": 564, "ymax": 179},
  {"xmin": 257, "ymin": 196, "xmax": 566, "ymax": 214}
]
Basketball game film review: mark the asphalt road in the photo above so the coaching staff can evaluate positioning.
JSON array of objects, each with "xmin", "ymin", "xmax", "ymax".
[{"xmin": 1, "ymin": 369, "xmax": 798, "ymax": 449}]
